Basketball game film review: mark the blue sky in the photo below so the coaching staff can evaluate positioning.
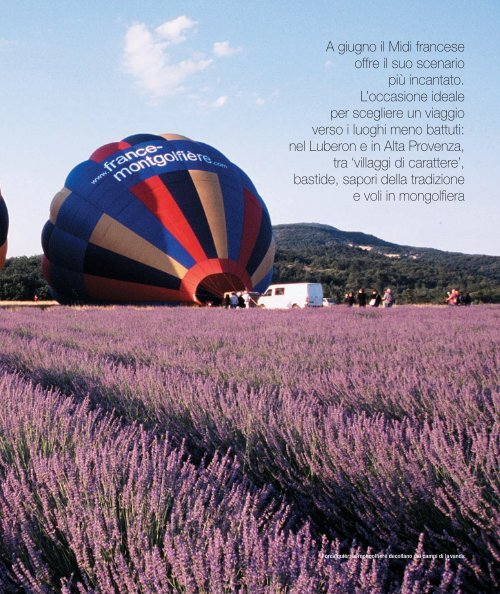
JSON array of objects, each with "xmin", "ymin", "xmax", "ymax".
[{"xmin": 1, "ymin": 0, "xmax": 499, "ymax": 256}]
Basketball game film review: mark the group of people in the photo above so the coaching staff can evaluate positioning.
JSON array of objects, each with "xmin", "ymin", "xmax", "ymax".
[
  {"xmin": 445, "ymin": 288, "xmax": 472, "ymax": 306},
  {"xmin": 344, "ymin": 288, "xmax": 395, "ymax": 308},
  {"xmin": 342, "ymin": 287, "xmax": 472, "ymax": 307},
  {"xmin": 223, "ymin": 291, "xmax": 253, "ymax": 309}
]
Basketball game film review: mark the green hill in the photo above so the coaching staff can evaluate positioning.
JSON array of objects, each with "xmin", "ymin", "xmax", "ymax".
[
  {"xmin": 272, "ymin": 223, "xmax": 500, "ymax": 303},
  {"xmin": 0, "ymin": 226, "xmax": 498, "ymax": 303}
]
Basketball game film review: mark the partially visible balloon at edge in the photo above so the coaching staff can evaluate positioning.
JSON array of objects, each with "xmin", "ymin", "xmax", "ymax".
[
  {"xmin": 0, "ymin": 189, "xmax": 8, "ymax": 270},
  {"xmin": 42, "ymin": 133, "xmax": 275, "ymax": 304}
]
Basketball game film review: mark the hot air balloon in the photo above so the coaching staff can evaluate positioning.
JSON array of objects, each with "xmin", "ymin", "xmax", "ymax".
[
  {"xmin": 42, "ymin": 133, "xmax": 274, "ymax": 305},
  {"xmin": 0, "ymin": 190, "xmax": 8, "ymax": 270}
]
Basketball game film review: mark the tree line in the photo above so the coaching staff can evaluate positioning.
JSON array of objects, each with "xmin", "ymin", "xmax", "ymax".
[
  {"xmin": 273, "ymin": 247, "xmax": 499, "ymax": 304},
  {"xmin": 0, "ymin": 248, "xmax": 498, "ymax": 304}
]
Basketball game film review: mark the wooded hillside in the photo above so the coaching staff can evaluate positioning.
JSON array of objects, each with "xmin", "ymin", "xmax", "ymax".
[{"xmin": 0, "ymin": 224, "xmax": 498, "ymax": 303}]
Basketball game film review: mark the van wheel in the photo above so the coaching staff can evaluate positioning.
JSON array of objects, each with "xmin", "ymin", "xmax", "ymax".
[
  {"xmin": 258, "ymin": 304, "xmax": 266, "ymax": 309},
  {"xmin": 292, "ymin": 304, "xmax": 300, "ymax": 309}
]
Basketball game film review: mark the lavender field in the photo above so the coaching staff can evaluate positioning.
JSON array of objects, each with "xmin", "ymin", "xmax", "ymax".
[{"xmin": 0, "ymin": 305, "xmax": 498, "ymax": 593}]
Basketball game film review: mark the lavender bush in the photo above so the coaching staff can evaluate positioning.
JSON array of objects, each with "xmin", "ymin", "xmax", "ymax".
[{"xmin": 0, "ymin": 305, "xmax": 498, "ymax": 592}]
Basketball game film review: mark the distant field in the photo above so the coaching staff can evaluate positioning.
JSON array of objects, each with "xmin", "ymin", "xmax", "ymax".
[{"xmin": 0, "ymin": 305, "xmax": 498, "ymax": 593}]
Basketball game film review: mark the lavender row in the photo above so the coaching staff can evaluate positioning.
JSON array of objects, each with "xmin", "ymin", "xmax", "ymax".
[
  {"xmin": 0, "ymin": 306, "xmax": 495, "ymax": 424},
  {"xmin": 0, "ymin": 306, "xmax": 498, "ymax": 590},
  {"xmin": 0, "ymin": 372, "xmax": 459, "ymax": 593}
]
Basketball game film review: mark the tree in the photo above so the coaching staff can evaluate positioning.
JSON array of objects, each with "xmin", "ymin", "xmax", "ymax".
[{"xmin": 0, "ymin": 256, "xmax": 51, "ymax": 300}]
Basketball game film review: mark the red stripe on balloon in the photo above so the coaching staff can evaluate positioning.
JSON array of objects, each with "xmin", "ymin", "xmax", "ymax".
[
  {"xmin": 90, "ymin": 142, "xmax": 132, "ymax": 163},
  {"xmin": 0, "ymin": 241, "xmax": 7, "ymax": 269},
  {"xmin": 131, "ymin": 177, "xmax": 207, "ymax": 263},
  {"xmin": 224, "ymin": 259, "xmax": 253, "ymax": 287},
  {"xmin": 238, "ymin": 189, "xmax": 262, "ymax": 268},
  {"xmin": 181, "ymin": 258, "xmax": 253, "ymax": 302}
]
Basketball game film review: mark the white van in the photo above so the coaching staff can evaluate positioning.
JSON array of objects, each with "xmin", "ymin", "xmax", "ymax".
[{"xmin": 258, "ymin": 283, "xmax": 323, "ymax": 309}]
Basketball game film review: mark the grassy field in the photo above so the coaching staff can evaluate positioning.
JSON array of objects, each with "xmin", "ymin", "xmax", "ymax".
[{"xmin": 0, "ymin": 300, "xmax": 59, "ymax": 308}]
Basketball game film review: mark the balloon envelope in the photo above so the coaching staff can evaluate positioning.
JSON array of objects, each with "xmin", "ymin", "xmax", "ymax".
[
  {"xmin": 0, "ymin": 190, "xmax": 8, "ymax": 270},
  {"xmin": 42, "ymin": 133, "xmax": 274, "ymax": 304}
]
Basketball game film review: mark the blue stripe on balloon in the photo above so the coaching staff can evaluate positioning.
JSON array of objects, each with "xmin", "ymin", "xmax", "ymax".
[
  {"xmin": 41, "ymin": 221, "xmax": 54, "ymax": 256},
  {"xmin": 219, "ymin": 175, "xmax": 244, "ymax": 261},
  {"xmin": 45, "ymin": 226, "xmax": 87, "ymax": 273},
  {"xmin": 0, "ymin": 198, "xmax": 8, "ymax": 244},
  {"xmin": 235, "ymin": 166, "xmax": 258, "ymax": 195},
  {"xmin": 56, "ymin": 193, "xmax": 102, "ymax": 241},
  {"xmin": 189, "ymin": 141, "xmax": 232, "ymax": 169},
  {"xmin": 123, "ymin": 133, "xmax": 166, "ymax": 145},
  {"xmin": 246, "ymin": 222, "xmax": 273, "ymax": 277},
  {"xmin": 47, "ymin": 260, "xmax": 88, "ymax": 301},
  {"xmin": 159, "ymin": 171, "xmax": 218, "ymax": 259},
  {"xmin": 107, "ymin": 199, "xmax": 196, "ymax": 269}
]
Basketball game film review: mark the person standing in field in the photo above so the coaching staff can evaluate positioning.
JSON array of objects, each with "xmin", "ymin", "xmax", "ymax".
[
  {"xmin": 357, "ymin": 288, "xmax": 367, "ymax": 307},
  {"xmin": 382, "ymin": 288, "xmax": 394, "ymax": 308},
  {"xmin": 446, "ymin": 289, "xmax": 461, "ymax": 305},
  {"xmin": 242, "ymin": 290, "xmax": 251, "ymax": 308},
  {"xmin": 344, "ymin": 291, "xmax": 355, "ymax": 307},
  {"xmin": 369, "ymin": 290, "xmax": 382, "ymax": 307},
  {"xmin": 229, "ymin": 292, "xmax": 239, "ymax": 309}
]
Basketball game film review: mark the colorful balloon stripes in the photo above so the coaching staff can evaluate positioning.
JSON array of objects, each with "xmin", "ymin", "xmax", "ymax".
[{"xmin": 42, "ymin": 133, "xmax": 274, "ymax": 304}]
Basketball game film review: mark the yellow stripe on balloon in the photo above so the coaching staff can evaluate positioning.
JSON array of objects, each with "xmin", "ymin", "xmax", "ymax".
[
  {"xmin": 189, "ymin": 169, "xmax": 228, "ymax": 259},
  {"xmin": 251, "ymin": 238, "xmax": 276, "ymax": 287},
  {"xmin": 50, "ymin": 188, "xmax": 71, "ymax": 224},
  {"xmin": 89, "ymin": 214, "xmax": 187, "ymax": 279},
  {"xmin": 160, "ymin": 133, "xmax": 192, "ymax": 141}
]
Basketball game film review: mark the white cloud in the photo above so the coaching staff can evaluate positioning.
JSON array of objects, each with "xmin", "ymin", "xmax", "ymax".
[
  {"xmin": 211, "ymin": 95, "xmax": 227, "ymax": 108},
  {"xmin": 255, "ymin": 97, "xmax": 266, "ymax": 106},
  {"xmin": 212, "ymin": 41, "xmax": 241, "ymax": 57},
  {"xmin": 123, "ymin": 18, "xmax": 212, "ymax": 99},
  {"xmin": 155, "ymin": 16, "xmax": 197, "ymax": 46}
]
